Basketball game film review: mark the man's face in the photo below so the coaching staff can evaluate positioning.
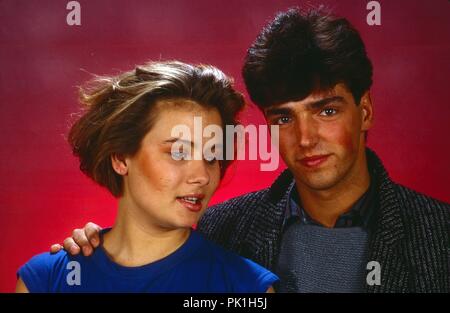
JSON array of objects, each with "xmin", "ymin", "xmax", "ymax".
[{"xmin": 264, "ymin": 83, "xmax": 373, "ymax": 192}]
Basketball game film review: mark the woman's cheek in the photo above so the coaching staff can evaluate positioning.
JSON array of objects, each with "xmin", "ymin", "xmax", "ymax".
[
  {"xmin": 135, "ymin": 154, "xmax": 177, "ymax": 191},
  {"xmin": 211, "ymin": 166, "xmax": 221, "ymax": 190}
]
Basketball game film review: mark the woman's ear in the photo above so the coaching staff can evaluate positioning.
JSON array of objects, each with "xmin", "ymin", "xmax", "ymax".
[
  {"xmin": 360, "ymin": 91, "xmax": 374, "ymax": 131},
  {"xmin": 111, "ymin": 154, "xmax": 128, "ymax": 176}
]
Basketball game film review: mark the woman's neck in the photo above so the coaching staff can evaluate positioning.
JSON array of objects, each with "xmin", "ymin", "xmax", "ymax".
[{"xmin": 102, "ymin": 201, "xmax": 191, "ymax": 267}]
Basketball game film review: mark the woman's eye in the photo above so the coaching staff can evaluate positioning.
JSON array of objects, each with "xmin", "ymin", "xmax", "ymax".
[
  {"xmin": 171, "ymin": 151, "xmax": 188, "ymax": 160},
  {"xmin": 203, "ymin": 153, "xmax": 217, "ymax": 164},
  {"xmin": 320, "ymin": 108, "xmax": 337, "ymax": 116},
  {"xmin": 206, "ymin": 157, "xmax": 217, "ymax": 165},
  {"xmin": 276, "ymin": 116, "xmax": 291, "ymax": 125}
]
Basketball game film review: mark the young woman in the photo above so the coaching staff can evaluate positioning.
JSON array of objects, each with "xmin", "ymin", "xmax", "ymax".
[{"xmin": 16, "ymin": 61, "xmax": 278, "ymax": 292}]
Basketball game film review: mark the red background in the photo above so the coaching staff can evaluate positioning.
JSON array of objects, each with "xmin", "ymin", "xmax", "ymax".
[{"xmin": 0, "ymin": 0, "xmax": 449, "ymax": 292}]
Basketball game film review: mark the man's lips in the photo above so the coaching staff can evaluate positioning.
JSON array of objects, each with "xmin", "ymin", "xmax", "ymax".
[
  {"xmin": 299, "ymin": 154, "xmax": 331, "ymax": 168},
  {"xmin": 176, "ymin": 194, "xmax": 205, "ymax": 212}
]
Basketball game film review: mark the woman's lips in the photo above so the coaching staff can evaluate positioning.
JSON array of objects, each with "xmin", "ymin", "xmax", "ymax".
[
  {"xmin": 176, "ymin": 194, "xmax": 204, "ymax": 212},
  {"xmin": 299, "ymin": 154, "xmax": 330, "ymax": 168}
]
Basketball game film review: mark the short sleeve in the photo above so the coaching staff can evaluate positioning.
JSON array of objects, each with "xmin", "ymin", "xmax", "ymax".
[
  {"xmin": 239, "ymin": 258, "xmax": 279, "ymax": 292},
  {"xmin": 212, "ymin": 248, "xmax": 280, "ymax": 292},
  {"xmin": 17, "ymin": 252, "xmax": 55, "ymax": 292}
]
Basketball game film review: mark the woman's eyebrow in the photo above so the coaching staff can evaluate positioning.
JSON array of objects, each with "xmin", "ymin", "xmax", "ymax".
[{"xmin": 162, "ymin": 138, "xmax": 193, "ymax": 147}]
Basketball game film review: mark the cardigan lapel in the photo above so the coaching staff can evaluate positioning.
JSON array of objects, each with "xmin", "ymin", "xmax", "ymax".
[
  {"xmin": 365, "ymin": 149, "xmax": 408, "ymax": 292},
  {"xmin": 242, "ymin": 169, "xmax": 294, "ymax": 270}
]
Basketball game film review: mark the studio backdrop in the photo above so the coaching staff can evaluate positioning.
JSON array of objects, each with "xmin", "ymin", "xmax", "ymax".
[{"xmin": 0, "ymin": 0, "xmax": 449, "ymax": 292}]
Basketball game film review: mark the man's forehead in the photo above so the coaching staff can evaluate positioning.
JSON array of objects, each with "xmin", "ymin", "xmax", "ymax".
[
  {"xmin": 264, "ymin": 84, "xmax": 348, "ymax": 112},
  {"xmin": 304, "ymin": 87, "xmax": 339, "ymax": 101}
]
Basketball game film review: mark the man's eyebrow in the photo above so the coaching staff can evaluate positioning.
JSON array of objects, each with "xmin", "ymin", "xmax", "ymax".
[
  {"xmin": 309, "ymin": 96, "xmax": 345, "ymax": 110},
  {"xmin": 264, "ymin": 107, "xmax": 294, "ymax": 116},
  {"xmin": 264, "ymin": 96, "xmax": 345, "ymax": 115}
]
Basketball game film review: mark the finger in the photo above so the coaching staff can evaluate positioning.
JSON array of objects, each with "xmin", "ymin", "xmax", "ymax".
[
  {"xmin": 50, "ymin": 244, "xmax": 62, "ymax": 254},
  {"xmin": 63, "ymin": 237, "xmax": 81, "ymax": 256},
  {"xmin": 72, "ymin": 228, "xmax": 93, "ymax": 256},
  {"xmin": 85, "ymin": 222, "xmax": 102, "ymax": 247}
]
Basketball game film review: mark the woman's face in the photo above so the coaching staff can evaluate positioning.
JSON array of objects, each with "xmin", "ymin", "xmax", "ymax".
[{"xmin": 118, "ymin": 100, "xmax": 222, "ymax": 230}]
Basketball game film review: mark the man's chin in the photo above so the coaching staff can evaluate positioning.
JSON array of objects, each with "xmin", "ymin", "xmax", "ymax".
[{"xmin": 297, "ymin": 174, "xmax": 340, "ymax": 192}]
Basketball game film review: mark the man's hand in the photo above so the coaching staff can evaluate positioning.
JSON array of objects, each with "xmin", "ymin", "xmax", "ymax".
[{"xmin": 50, "ymin": 222, "xmax": 103, "ymax": 256}]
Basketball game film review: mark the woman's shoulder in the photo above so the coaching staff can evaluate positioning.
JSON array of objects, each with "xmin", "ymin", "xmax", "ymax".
[
  {"xmin": 19, "ymin": 250, "xmax": 72, "ymax": 276},
  {"xmin": 17, "ymin": 250, "xmax": 80, "ymax": 292},
  {"xmin": 193, "ymin": 231, "xmax": 279, "ymax": 292}
]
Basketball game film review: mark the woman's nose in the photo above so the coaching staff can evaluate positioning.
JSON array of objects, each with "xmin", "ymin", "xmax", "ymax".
[{"xmin": 186, "ymin": 159, "xmax": 210, "ymax": 186}]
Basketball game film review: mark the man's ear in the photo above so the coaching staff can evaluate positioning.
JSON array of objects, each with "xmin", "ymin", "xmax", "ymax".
[
  {"xmin": 111, "ymin": 154, "xmax": 128, "ymax": 176},
  {"xmin": 360, "ymin": 91, "xmax": 374, "ymax": 131}
]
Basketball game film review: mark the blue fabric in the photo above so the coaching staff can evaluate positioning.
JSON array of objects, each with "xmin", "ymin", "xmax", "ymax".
[{"xmin": 17, "ymin": 230, "xmax": 278, "ymax": 293}]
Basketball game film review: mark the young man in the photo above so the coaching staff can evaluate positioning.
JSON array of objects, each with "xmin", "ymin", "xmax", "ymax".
[{"xmin": 53, "ymin": 8, "xmax": 450, "ymax": 292}]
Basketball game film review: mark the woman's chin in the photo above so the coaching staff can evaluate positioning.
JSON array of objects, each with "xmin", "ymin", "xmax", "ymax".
[{"xmin": 170, "ymin": 215, "xmax": 200, "ymax": 229}]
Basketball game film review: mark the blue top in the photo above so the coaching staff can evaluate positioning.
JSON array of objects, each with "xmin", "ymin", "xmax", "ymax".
[{"xmin": 18, "ymin": 230, "xmax": 278, "ymax": 293}]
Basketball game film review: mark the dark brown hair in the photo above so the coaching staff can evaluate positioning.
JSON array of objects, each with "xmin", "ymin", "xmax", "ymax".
[
  {"xmin": 242, "ymin": 7, "xmax": 373, "ymax": 108},
  {"xmin": 69, "ymin": 61, "xmax": 245, "ymax": 197}
]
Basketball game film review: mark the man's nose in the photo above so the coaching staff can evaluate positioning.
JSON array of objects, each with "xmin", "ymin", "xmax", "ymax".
[{"xmin": 295, "ymin": 116, "xmax": 319, "ymax": 148}]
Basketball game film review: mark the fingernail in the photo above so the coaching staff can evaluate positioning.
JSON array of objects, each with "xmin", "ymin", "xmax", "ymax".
[
  {"xmin": 70, "ymin": 246, "xmax": 79, "ymax": 254},
  {"xmin": 83, "ymin": 246, "xmax": 90, "ymax": 255},
  {"xmin": 91, "ymin": 238, "xmax": 98, "ymax": 246}
]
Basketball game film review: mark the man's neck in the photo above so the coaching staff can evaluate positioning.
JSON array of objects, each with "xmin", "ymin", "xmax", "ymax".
[
  {"xmin": 102, "ymin": 201, "xmax": 190, "ymax": 267},
  {"xmin": 296, "ymin": 154, "xmax": 371, "ymax": 228}
]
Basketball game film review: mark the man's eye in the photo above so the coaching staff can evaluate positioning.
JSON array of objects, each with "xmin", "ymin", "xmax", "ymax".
[
  {"xmin": 276, "ymin": 116, "xmax": 291, "ymax": 125},
  {"xmin": 320, "ymin": 108, "xmax": 337, "ymax": 116}
]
